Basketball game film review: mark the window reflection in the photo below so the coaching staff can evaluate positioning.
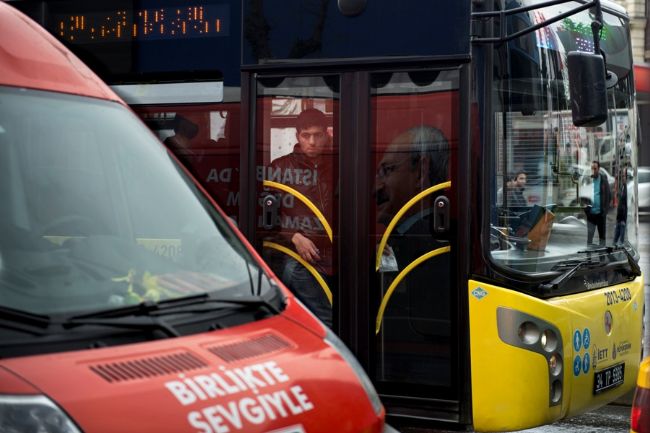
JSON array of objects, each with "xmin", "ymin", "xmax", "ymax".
[
  {"xmin": 255, "ymin": 76, "xmax": 339, "ymax": 328},
  {"xmin": 371, "ymin": 70, "xmax": 458, "ymax": 391},
  {"xmin": 489, "ymin": 5, "xmax": 638, "ymax": 273}
]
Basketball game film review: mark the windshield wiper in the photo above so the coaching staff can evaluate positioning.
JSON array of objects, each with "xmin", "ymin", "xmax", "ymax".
[
  {"xmin": 65, "ymin": 292, "xmax": 280, "ymax": 323},
  {"xmin": 539, "ymin": 257, "xmax": 601, "ymax": 293},
  {"xmin": 539, "ymin": 245, "xmax": 641, "ymax": 293},
  {"xmin": 0, "ymin": 306, "xmax": 51, "ymax": 335},
  {"xmin": 147, "ymin": 293, "xmax": 282, "ymax": 316},
  {"xmin": 62, "ymin": 315, "xmax": 180, "ymax": 337},
  {"xmin": 61, "ymin": 293, "xmax": 282, "ymax": 338},
  {"xmin": 577, "ymin": 245, "xmax": 642, "ymax": 277}
]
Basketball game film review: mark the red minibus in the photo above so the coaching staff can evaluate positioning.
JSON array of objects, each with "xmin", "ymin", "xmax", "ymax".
[{"xmin": 0, "ymin": 4, "xmax": 392, "ymax": 433}]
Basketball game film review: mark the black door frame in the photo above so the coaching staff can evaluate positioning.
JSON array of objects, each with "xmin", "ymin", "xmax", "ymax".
[{"xmin": 240, "ymin": 60, "xmax": 473, "ymax": 426}]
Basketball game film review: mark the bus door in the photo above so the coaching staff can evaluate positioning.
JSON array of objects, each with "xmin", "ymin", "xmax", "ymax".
[
  {"xmin": 370, "ymin": 69, "xmax": 461, "ymax": 420},
  {"xmin": 250, "ymin": 69, "xmax": 462, "ymax": 421}
]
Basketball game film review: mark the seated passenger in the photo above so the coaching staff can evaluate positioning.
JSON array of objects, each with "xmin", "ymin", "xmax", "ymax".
[{"xmin": 506, "ymin": 170, "xmax": 528, "ymax": 212}]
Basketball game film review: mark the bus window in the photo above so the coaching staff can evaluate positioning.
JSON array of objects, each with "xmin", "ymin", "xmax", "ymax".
[
  {"xmin": 489, "ymin": 3, "xmax": 638, "ymax": 278},
  {"xmin": 255, "ymin": 76, "xmax": 339, "ymax": 328},
  {"xmin": 371, "ymin": 70, "xmax": 459, "ymax": 391}
]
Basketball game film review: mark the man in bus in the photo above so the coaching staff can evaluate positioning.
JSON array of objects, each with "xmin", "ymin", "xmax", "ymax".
[
  {"xmin": 374, "ymin": 125, "xmax": 451, "ymax": 385},
  {"xmin": 585, "ymin": 160, "xmax": 612, "ymax": 246},
  {"xmin": 506, "ymin": 170, "xmax": 528, "ymax": 211},
  {"xmin": 270, "ymin": 108, "xmax": 334, "ymax": 327},
  {"xmin": 375, "ymin": 125, "xmax": 451, "ymax": 274}
]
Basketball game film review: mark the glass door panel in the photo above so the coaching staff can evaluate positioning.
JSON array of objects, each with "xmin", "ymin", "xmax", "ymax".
[
  {"xmin": 371, "ymin": 70, "xmax": 459, "ymax": 396},
  {"xmin": 254, "ymin": 76, "xmax": 339, "ymax": 328}
]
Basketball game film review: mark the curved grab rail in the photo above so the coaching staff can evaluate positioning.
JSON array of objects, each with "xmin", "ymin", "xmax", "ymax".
[
  {"xmin": 375, "ymin": 181, "xmax": 451, "ymax": 271},
  {"xmin": 262, "ymin": 180, "xmax": 333, "ymax": 242},
  {"xmin": 375, "ymin": 245, "xmax": 451, "ymax": 334},
  {"xmin": 262, "ymin": 241, "xmax": 333, "ymax": 305}
]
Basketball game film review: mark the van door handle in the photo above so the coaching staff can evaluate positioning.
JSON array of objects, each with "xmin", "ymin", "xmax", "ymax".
[{"xmin": 433, "ymin": 195, "xmax": 450, "ymax": 233}]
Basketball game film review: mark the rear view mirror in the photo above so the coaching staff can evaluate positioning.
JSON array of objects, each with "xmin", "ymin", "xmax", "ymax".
[{"xmin": 567, "ymin": 51, "xmax": 608, "ymax": 127}]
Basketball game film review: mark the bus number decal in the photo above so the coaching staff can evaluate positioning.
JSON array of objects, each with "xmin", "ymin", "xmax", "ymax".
[{"xmin": 603, "ymin": 288, "xmax": 631, "ymax": 306}]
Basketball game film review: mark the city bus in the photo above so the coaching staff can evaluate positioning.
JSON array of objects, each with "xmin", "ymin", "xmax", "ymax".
[{"xmin": 11, "ymin": 0, "xmax": 646, "ymax": 431}]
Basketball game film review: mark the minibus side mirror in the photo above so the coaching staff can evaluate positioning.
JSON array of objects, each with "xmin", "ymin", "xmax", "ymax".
[{"xmin": 567, "ymin": 51, "xmax": 608, "ymax": 127}]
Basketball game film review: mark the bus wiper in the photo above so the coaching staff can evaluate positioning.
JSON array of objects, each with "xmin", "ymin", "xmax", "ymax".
[
  {"xmin": 577, "ymin": 245, "xmax": 642, "ymax": 277},
  {"xmin": 539, "ymin": 257, "xmax": 601, "ymax": 293},
  {"xmin": 539, "ymin": 245, "xmax": 641, "ymax": 293}
]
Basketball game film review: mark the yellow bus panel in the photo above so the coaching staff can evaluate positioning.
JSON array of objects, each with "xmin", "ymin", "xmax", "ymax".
[{"xmin": 468, "ymin": 277, "xmax": 644, "ymax": 432}]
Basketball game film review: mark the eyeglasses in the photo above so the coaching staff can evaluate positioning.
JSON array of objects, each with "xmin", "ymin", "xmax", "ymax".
[{"xmin": 376, "ymin": 158, "xmax": 410, "ymax": 179}]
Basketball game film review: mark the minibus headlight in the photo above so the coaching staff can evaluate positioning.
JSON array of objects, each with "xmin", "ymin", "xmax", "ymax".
[
  {"xmin": 324, "ymin": 327, "xmax": 383, "ymax": 415},
  {"xmin": 0, "ymin": 395, "xmax": 82, "ymax": 433}
]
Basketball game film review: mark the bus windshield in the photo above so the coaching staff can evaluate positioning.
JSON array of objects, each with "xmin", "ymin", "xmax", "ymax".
[
  {"xmin": 489, "ymin": 2, "xmax": 638, "ymax": 275},
  {"xmin": 0, "ymin": 86, "xmax": 276, "ymax": 317}
]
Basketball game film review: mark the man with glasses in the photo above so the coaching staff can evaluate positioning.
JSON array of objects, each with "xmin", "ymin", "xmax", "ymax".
[
  {"xmin": 375, "ymin": 126, "xmax": 449, "ymax": 229},
  {"xmin": 374, "ymin": 125, "xmax": 452, "ymax": 385}
]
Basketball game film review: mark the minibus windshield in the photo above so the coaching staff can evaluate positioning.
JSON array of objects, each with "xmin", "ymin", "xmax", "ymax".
[{"xmin": 0, "ymin": 86, "xmax": 279, "ymax": 317}]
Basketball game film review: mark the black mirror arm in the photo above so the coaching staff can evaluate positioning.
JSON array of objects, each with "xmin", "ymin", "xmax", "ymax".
[
  {"xmin": 591, "ymin": 20, "xmax": 603, "ymax": 55},
  {"xmin": 472, "ymin": 0, "xmax": 604, "ymax": 45},
  {"xmin": 590, "ymin": 1, "xmax": 614, "ymax": 80},
  {"xmin": 590, "ymin": 1, "xmax": 606, "ymax": 63},
  {"xmin": 591, "ymin": 0, "xmax": 604, "ymax": 49}
]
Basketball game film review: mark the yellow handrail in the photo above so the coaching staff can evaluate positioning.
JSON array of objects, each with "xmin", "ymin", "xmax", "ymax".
[
  {"xmin": 375, "ymin": 181, "xmax": 451, "ymax": 271},
  {"xmin": 263, "ymin": 180, "xmax": 333, "ymax": 242},
  {"xmin": 375, "ymin": 245, "xmax": 451, "ymax": 334},
  {"xmin": 263, "ymin": 241, "xmax": 333, "ymax": 305}
]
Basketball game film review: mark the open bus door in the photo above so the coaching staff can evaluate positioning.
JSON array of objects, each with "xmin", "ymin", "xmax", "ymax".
[{"xmin": 246, "ymin": 69, "xmax": 465, "ymax": 426}]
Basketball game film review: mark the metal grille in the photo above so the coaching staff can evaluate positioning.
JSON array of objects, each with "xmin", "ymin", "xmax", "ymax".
[
  {"xmin": 206, "ymin": 333, "xmax": 292, "ymax": 363},
  {"xmin": 89, "ymin": 351, "xmax": 207, "ymax": 383}
]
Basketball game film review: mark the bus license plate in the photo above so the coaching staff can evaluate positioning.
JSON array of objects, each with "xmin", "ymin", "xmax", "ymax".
[{"xmin": 593, "ymin": 363, "xmax": 625, "ymax": 394}]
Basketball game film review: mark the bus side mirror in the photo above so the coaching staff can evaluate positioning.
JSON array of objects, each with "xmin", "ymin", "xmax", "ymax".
[{"xmin": 567, "ymin": 51, "xmax": 608, "ymax": 127}]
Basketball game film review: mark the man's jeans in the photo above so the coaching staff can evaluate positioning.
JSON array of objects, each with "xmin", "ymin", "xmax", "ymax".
[
  {"xmin": 586, "ymin": 211, "xmax": 606, "ymax": 246},
  {"xmin": 282, "ymin": 258, "xmax": 332, "ymax": 327},
  {"xmin": 613, "ymin": 221, "xmax": 626, "ymax": 245}
]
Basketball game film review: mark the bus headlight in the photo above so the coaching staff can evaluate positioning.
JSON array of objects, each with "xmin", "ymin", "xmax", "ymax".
[
  {"xmin": 324, "ymin": 327, "xmax": 383, "ymax": 415},
  {"xmin": 541, "ymin": 329, "xmax": 558, "ymax": 352},
  {"xmin": 517, "ymin": 321, "xmax": 540, "ymax": 345},
  {"xmin": 498, "ymin": 307, "xmax": 564, "ymax": 407},
  {"xmin": 551, "ymin": 380, "xmax": 563, "ymax": 404},
  {"xmin": 549, "ymin": 353, "xmax": 563, "ymax": 376},
  {"xmin": 0, "ymin": 395, "xmax": 82, "ymax": 433}
]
